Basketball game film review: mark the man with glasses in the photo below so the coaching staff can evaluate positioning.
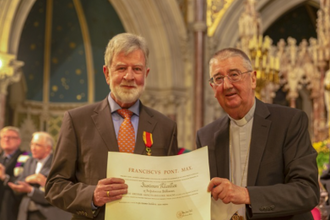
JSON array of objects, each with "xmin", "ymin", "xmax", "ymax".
[
  {"xmin": 196, "ymin": 48, "xmax": 319, "ymax": 220},
  {"xmin": 0, "ymin": 126, "xmax": 26, "ymax": 220},
  {"xmin": 8, "ymin": 131, "xmax": 70, "ymax": 220}
]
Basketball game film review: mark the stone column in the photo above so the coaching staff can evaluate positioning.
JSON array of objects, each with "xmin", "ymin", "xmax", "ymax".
[{"xmin": 193, "ymin": 0, "xmax": 206, "ymax": 136}]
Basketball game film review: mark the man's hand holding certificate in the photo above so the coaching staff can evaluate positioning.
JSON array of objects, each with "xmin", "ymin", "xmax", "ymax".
[{"xmin": 106, "ymin": 147, "xmax": 210, "ymax": 220}]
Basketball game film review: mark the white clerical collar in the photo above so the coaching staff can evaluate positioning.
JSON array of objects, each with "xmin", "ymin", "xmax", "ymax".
[{"xmin": 228, "ymin": 101, "xmax": 256, "ymax": 127}]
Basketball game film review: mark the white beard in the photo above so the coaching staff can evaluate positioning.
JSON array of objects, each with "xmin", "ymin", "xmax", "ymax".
[{"xmin": 110, "ymin": 78, "xmax": 146, "ymax": 104}]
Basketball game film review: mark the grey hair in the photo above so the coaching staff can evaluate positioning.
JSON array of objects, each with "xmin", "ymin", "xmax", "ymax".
[
  {"xmin": 0, "ymin": 126, "xmax": 21, "ymax": 139},
  {"xmin": 104, "ymin": 33, "xmax": 149, "ymax": 67},
  {"xmin": 32, "ymin": 131, "xmax": 55, "ymax": 148},
  {"xmin": 209, "ymin": 48, "xmax": 253, "ymax": 72}
]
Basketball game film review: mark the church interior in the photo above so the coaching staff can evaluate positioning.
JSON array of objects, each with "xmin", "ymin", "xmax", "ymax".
[
  {"xmin": 1, "ymin": 0, "xmax": 326, "ymax": 150},
  {"xmin": 1, "ymin": 0, "xmax": 330, "ymax": 218}
]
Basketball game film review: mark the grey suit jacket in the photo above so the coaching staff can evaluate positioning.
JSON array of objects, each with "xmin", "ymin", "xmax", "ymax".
[
  {"xmin": 196, "ymin": 99, "xmax": 319, "ymax": 220},
  {"xmin": 16, "ymin": 154, "xmax": 71, "ymax": 220},
  {"xmin": 45, "ymin": 98, "xmax": 178, "ymax": 220}
]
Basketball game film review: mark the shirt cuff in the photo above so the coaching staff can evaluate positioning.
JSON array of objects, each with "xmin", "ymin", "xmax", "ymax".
[
  {"xmin": 27, "ymin": 187, "xmax": 35, "ymax": 196},
  {"xmin": 91, "ymin": 201, "xmax": 99, "ymax": 210},
  {"xmin": 2, "ymin": 174, "xmax": 10, "ymax": 186}
]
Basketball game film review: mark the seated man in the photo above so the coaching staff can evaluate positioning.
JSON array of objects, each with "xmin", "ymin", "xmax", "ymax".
[
  {"xmin": 0, "ymin": 126, "xmax": 29, "ymax": 220},
  {"xmin": 8, "ymin": 131, "xmax": 71, "ymax": 220}
]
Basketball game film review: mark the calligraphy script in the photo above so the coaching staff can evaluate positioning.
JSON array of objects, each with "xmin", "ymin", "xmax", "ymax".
[
  {"xmin": 123, "ymin": 166, "xmax": 197, "ymax": 201},
  {"xmin": 106, "ymin": 146, "xmax": 210, "ymax": 220}
]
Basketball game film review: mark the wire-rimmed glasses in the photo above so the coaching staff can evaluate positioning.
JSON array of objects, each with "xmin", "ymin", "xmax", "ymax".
[{"xmin": 209, "ymin": 69, "xmax": 252, "ymax": 85}]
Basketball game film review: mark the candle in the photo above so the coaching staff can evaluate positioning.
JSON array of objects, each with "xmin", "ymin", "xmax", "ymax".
[
  {"xmin": 319, "ymin": 49, "xmax": 324, "ymax": 62},
  {"xmin": 249, "ymin": 38, "xmax": 254, "ymax": 50},
  {"xmin": 275, "ymin": 57, "xmax": 280, "ymax": 70},
  {"xmin": 258, "ymin": 35, "xmax": 263, "ymax": 48},
  {"xmin": 262, "ymin": 55, "xmax": 267, "ymax": 69},
  {"xmin": 270, "ymin": 56, "xmax": 274, "ymax": 70},
  {"xmin": 255, "ymin": 57, "xmax": 259, "ymax": 69}
]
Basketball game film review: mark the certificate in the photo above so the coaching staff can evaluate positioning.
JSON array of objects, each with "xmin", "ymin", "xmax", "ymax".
[{"xmin": 106, "ymin": 146, "xmax": 210, "ymax": 220}]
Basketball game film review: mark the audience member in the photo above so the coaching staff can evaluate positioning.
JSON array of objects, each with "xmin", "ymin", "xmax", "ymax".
[
  {"xmin": 8, "ymin": 131, "xmax": 71, "ymax": 220},
  {"xmin": 0, "ymin": 126, "xmax": 28, "ymax": 220}
]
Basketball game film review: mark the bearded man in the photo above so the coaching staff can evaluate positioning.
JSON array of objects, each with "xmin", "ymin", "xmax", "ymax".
[{"xmin": 45, "ymin": 33, "xmax": 178, "ymax": 220}]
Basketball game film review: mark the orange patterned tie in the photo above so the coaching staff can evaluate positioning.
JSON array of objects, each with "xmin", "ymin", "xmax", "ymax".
[{"xmin": 117, "ymin": 109, "xmax": 135, "ymax": 153}]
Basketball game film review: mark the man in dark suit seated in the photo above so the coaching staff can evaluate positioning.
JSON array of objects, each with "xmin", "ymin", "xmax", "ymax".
[
  {"xmin": 0, "ymin": 126, "xmax": 28, "ymax": 220},
  {"xmin": 45, "ymin": 33, "xmax": 178, "ymax": 220},
  {"xmin": 8, "ymin": 131, "xmax": 71, "ymax": 220}
]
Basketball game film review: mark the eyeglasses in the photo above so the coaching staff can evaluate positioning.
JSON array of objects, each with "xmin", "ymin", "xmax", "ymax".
[
  {"xmin": 1, "ymin": 136, "xmax": 19, "ymax": 140},
  {"xmin": 209, "ymin": 70, "xmax": 252, "ymax": 85}
]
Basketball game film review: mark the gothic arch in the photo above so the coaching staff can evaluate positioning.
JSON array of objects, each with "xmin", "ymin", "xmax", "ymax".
[
  {"xmin": 212, "ymin": 0, "xmax": 319, "ymax": 50},
  {"xmin": 1, "ymin": 0, "xmax": 193, "ymax": 149},
  {"xmin": 109, "ymin": 0, "xmax": 192, "ymax": 148},
  {"xmin": 7, "ymin": 0, "xmax": 36, "ymax": 54},
  {"xmin": 109, "ymin": 0, "xmax": 188, "ymax": 91},
  {"xmin": 5, "ymin": 0, "xmax": 189, "ymax": 93}
]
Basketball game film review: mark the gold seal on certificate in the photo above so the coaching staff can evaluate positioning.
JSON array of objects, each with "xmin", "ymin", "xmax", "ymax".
[{"xmin": 231, "ymin": 212, "xmax": 244, "ymax": 220}]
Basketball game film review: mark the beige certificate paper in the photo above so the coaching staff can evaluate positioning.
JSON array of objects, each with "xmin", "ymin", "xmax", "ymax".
[{"xmin": 106, "ymin": 146, "xmax": 210, "ymax": 220}]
